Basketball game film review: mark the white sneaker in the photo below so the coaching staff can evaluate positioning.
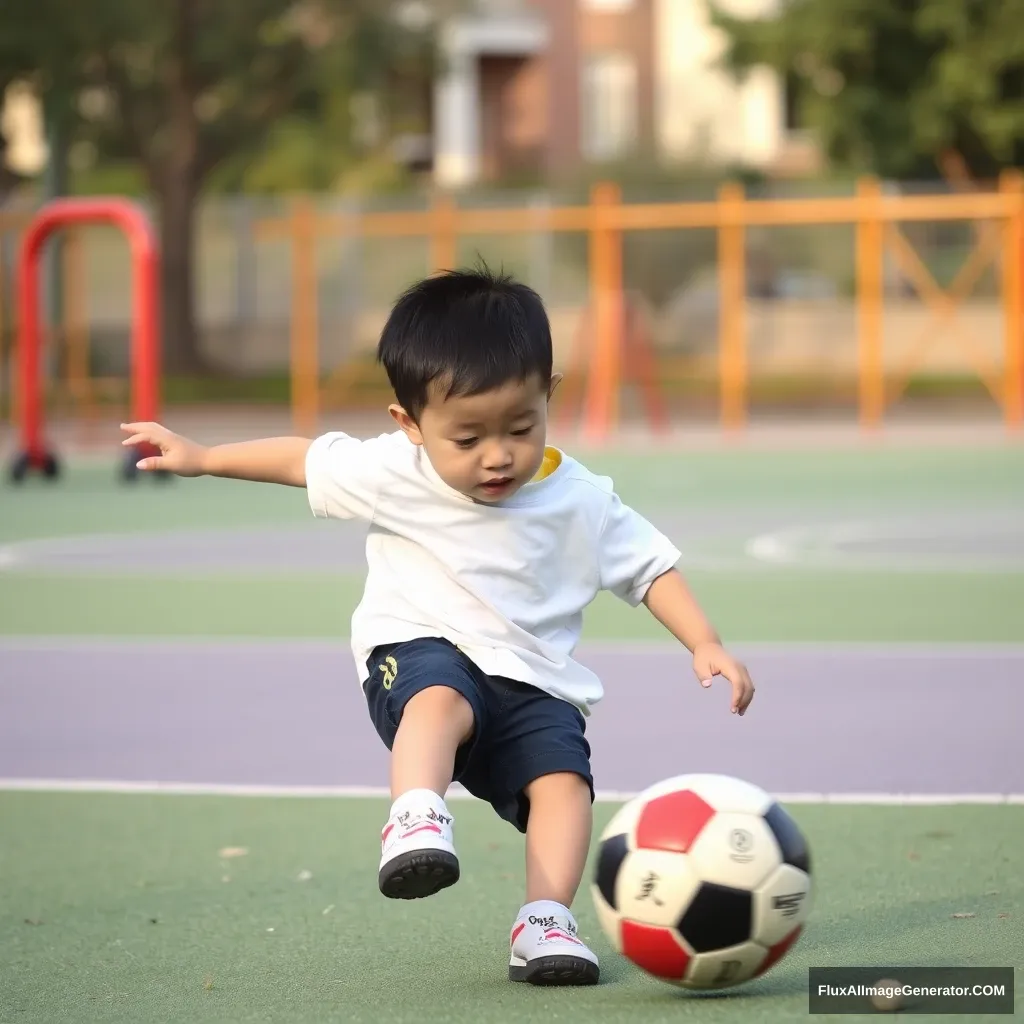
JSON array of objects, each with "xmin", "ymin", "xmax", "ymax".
[
  {"xmin": 377, "ymin": 792, "xmax": 459, "ymax": 900},
  {"xmin": 508, "ymin": 902, "xmax": 600, "ymax": 985}
]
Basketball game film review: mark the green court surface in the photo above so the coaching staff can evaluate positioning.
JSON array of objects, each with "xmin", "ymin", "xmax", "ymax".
[
  {"xmin": 1, "ymin": 442, "xmax": 1022, "ymax": 1022},
  {"xmin": 1, "ymin": 795, "xmax": 1021, "ymax": 1023},
  {"xmin": 2, "ymin": 445, "xmax": 1024, "ymax": 641}
]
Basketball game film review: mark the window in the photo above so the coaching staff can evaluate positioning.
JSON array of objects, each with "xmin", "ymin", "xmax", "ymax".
[{"xmin": 581, "ymin": 52, "xmax": 638, "ymax": 161}]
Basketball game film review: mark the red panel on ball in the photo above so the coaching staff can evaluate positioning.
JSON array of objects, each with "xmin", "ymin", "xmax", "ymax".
[
  {"xmin": 634, "ymin": 789, "xmax": 715, "ymax": 853},
  {"xmin": 621, "ymin": 920, "xmax": 691, "ymax": 981},
  {"xmin": 755, "ymin": 925, "xmax": 803, "ymax": 976}
]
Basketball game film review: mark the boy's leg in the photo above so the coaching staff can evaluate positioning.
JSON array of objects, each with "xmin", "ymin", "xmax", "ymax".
[
  {"xmin": 523, "ymin": 771, "xmax": 593, "ymax": 907},
  {"xmin": 482, "ymin": 681, "xmax": 600, "ymax": 985},
  {"xmin": 390, "ymin": 684, "xmax": 475, "ymax": 798},
  {"xmin": 510, "ymin": 770, "xmax": 599, "ymax": 985},
  {"xmin": 364, "ymin": 640, "xmax": 487, "ymax": 900}
]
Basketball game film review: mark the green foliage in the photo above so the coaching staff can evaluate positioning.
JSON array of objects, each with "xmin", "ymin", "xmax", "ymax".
[
  {"xmin": 0, "ymin": 0, "xmax": 436, "ymax": 368},
  {"xmin": 208, "ymin": 116, "xmax": 349, "ymax": 194},
  {"xmin": 0, "ymin": 0, "xmax": 434, "ymax": 193},
  {"xmin": 70, "ymin": 160, "xmax": 147, "ymax": 197},
  {"xmin": 707, "ymin": 0, "xmax": 1024, "ymax": 179}
]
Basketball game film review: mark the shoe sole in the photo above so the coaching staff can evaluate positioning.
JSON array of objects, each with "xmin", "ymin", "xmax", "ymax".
[
  {"xmin": 509, "ymin": 956, "xmax": 600, "ymax": 986},
  {"xmin": 378, "ymin": 849, "xmax": 460, "ymax": 900}
]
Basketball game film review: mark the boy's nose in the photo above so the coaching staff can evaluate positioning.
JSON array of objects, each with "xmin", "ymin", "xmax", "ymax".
[{"xmin": 483, "ymin": 445, "xmax": 513, "ymax": 470}]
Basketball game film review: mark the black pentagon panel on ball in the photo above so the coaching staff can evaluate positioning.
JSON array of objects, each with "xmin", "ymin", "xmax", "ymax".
[
  {"xmin": 595, "ymin": 833, "xmax": 629, "ymax": 910},
  {"xmin": 763, "ymin": 802, "xmax": 811, "ymax": 873},
  {"xmin": 677, "ymin": 882, "xmax": 752, "ymax": 953}
]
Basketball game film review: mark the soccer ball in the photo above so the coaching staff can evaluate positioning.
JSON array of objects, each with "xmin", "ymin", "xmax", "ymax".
[{"xmin": 591, "ymin": 773, "xmax": 811, "ymax": 990}]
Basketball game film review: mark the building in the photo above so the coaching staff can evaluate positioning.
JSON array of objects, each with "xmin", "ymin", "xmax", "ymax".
[{"xmin": 431, "ymin": 0, "xmax": 818, "ymax": 187}]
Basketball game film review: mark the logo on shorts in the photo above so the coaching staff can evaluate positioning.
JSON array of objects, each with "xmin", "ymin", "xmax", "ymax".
[{"xmin": 379, "ymin": 655, "xmax": 398, "ymax": 689}]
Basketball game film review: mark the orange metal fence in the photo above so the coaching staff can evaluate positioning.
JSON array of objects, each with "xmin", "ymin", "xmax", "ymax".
[
  {"xmin": 253, "ymin": 173, "xmax": 1024, "ymax": 439},
  {"xmin": 3, "ymin": 175, "xmax": 1022, "ymax": 441}
]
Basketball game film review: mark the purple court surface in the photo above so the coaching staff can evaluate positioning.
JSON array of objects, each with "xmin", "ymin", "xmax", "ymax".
[{"xmin": 1, "ymin": 640, "xmax": 1020, "ymax": 797}]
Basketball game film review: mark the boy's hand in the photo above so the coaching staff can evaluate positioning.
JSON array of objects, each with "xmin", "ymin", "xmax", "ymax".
[
  {"xmin": 121, "ymin": 422, "xmax": 208, "ymax": 476},
  {"xmin": 693, "ymin": 642, "xmax": 755, "ymax": 716}
]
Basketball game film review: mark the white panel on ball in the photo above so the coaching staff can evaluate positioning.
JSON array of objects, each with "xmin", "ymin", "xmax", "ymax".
[
  {"xmin": 752, "ymin": 863, "xmax": 812, "ymax": 947},
  {"xmin": 687, "ymin": 812, "xmax": 781, "ymax": 890},
  {"xmin": 671, "ymin": 773, "xmax": 774, "ymax": 815},
  {"xmin": 683, "ymin": 941, "xmax": 769, "ymax": 989},
  {"xmin": 614, "ymin": 849, "xmax": 702, "ymax": 928}
]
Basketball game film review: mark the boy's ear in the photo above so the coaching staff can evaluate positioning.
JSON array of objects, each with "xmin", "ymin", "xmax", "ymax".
[
  {"xmin": 388, "ymin": 403, "xmax": 424, "ymax": 445},
  {"xmin": 547, "ymin": 373, "xmax": 563, "ymax": 400}
]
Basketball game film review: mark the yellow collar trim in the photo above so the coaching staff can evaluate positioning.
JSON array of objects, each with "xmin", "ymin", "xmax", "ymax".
[{"xmin": 531, "ymin": 447, "xmax": 562, "ymax": 482}]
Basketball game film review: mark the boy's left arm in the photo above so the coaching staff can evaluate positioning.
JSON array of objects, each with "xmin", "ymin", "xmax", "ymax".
[
  {"xmin": 642, "ymin": 568, "xmax": 755, "ymax": 716},
  {"xmin": 594, "ymin": 487, "xmax": 754, "ymax": 716}
]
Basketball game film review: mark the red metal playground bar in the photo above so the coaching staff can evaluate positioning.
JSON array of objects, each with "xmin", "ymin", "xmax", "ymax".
[{"xmin": 8, "ymin": 197, "xmax": 163, "ymax": 483}]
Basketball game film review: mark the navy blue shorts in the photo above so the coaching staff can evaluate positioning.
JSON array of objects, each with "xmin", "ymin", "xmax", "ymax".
[{"xmin": 363, "ymin": 637, "xmax": 594, "ymax": 833}]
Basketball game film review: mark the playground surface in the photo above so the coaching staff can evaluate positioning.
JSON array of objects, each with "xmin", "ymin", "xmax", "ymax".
[{"xmin": 1, "ymin": 430, "xmax": 1022, "ymax": 1022}]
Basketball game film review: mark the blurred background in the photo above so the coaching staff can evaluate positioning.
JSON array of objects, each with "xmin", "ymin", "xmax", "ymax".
[
  {"xmin": 0, "ymin": 0, "xmax": 1022, "ymax": 448},
  {"xmin": 1, "ymin": 9, "xmax": 1022, "ymax": 1020}
]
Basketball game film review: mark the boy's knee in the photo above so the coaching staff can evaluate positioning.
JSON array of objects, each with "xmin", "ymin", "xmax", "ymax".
[
  {"xmin": 524, "ymin": 771, "xmax": 591, "ymax": 803},
  {"xmin": 402, "ymin": 684, "xmax": 476, "ymax": 739}
]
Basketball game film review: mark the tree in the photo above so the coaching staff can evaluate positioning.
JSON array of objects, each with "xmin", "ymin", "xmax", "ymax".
[
  {"xmin": 0, "ymin": 0, "xmax": 424, "ymax": 373},
  {"xmin": 707, "ymin": 0, "xmax": 1024, "ymax": 182}
]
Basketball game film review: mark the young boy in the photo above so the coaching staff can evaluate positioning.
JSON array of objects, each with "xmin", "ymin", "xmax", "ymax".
[{"xmin": 120, "ymin": 267, "xmax": 754, "ymax": 987}]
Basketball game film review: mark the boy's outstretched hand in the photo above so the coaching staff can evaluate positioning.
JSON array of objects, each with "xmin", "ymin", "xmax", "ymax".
[
  {"xmin": 121, "ymin": 422, "xmax": 207, "ymax": 476},
  {"xmin": 693, "ymin": 641, "xmax": 755, "ymax": 716},
  {"xmin": 640, "ymin": 570, "xmax": 756, "ymax": 717}
]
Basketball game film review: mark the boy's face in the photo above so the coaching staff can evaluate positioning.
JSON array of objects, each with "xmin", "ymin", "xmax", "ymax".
[{"xmin": 390, "ymin": 373, "xmax": 559, "ymax": 503}]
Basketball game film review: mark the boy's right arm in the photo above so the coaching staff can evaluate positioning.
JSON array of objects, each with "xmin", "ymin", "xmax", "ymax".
[{"xmin": 121, "ymin": 422, "xmax": 310, "ymax": 487}]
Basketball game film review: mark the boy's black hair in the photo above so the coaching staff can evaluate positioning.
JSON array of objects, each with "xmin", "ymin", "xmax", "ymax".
[{"xmin": 376, "ymin": 263, "xmax": 553, "ymax": 420}]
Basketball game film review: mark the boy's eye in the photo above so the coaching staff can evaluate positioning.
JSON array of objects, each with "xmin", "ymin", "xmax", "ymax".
[
  {"xmin": 511, "ymin": 426, "xmax": 533, "ymax": 437},
  {"xmin": 454, "ymin": 437, "xmax": 477, "ymax": 449}
]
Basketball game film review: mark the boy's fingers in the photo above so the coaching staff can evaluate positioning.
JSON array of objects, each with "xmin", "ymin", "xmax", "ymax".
[
  {"xmin": 121, "ymin": 422, "xmax": 165, "ymax": 441},
  {"xmin": 121, "ymin": 433, "xmax": 151, "ymax": 448},
  {"xmin": 695, "ymin": 649, "xmax": 754, "ymax": 715},
  {"xmin": 136, "ymin": 456, "xmax": 164, "ymax": 471},
  {"xmin": 722, "ymin": 669, "xmax": 750, "ymax": 714},
  {"xmin": 735, "ymin": 676, "xmax": 755, "ymax": 715}
]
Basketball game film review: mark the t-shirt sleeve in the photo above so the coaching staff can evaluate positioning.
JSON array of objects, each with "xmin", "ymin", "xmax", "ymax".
[
  {"xmin": 597, "ymin": 491, "xmax": 682, "ymax": 605},
  {"xmin": 305, "ymin": 431, "xmax": 390, "ymax": 521}
]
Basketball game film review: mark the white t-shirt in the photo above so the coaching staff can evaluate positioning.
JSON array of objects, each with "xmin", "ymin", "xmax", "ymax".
[{"xmin": 305, "ymin": 430, "xmax": 681, "ymax": 714}]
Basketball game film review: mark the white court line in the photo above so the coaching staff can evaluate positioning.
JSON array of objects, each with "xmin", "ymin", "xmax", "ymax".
[
  {"xmin": 746, "ymin": 517, "xmax": 1024, "ymax": 573},
  {"xmin": 0, "ymin": 778, "xmax": 1021, "ymax": 805}
]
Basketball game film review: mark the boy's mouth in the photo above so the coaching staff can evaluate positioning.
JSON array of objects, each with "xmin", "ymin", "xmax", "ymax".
[{"xmin": 480, "ymin": 476, "xmax": 514, "ymax": 495}]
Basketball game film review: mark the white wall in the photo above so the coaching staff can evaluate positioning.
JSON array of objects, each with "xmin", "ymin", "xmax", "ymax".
[
  {"xmin": 654, "ymin": 0, "xmax": 785, "ymax": 168},
  {"xmin": 1, "ymin": 82, "xmax": 47, "ymax": 176},
  {"xmin": 433, "ymin": 7, "xmax": 548, "ymax": 187},
  {"xmin": 434, "ymin": 48, "xmax": 482, "ymax": 187}
]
